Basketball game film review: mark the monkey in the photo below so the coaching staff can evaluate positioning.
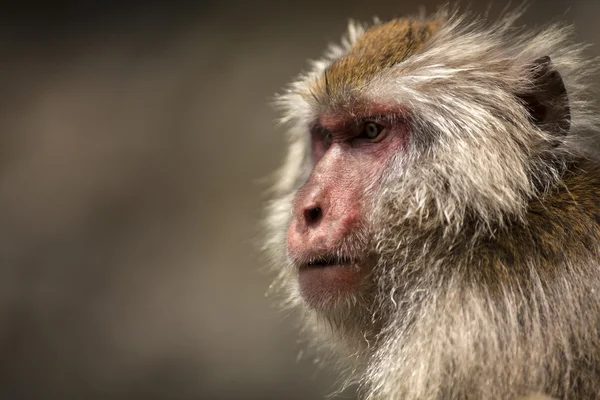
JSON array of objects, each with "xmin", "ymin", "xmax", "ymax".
[{"xmin": 263, "ymin": 7, "xmax": 600, "ymax": 400}]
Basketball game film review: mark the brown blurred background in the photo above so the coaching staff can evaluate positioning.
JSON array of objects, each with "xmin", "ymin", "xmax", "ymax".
[{"xmin": 0, "ymin": 1, "xmax": 597, "ymax": 399}]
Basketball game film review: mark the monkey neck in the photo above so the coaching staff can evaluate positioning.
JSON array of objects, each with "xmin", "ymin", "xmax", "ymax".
[
  {"xmin": 371, "ymin": 156, "xmax": 600, "ymax": 312},
  {"xmin": 469, "ymin": 157, "xmax": 600, "ymax": 287},
  {"xmin": 363, "ymin": 158, "xmax": 600, "ymax": 399}
]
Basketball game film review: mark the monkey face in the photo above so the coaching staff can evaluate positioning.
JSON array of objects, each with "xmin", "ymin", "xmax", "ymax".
[{"xmin": 287, "ymin": 113, "xmax": 409, "ymax": 310}]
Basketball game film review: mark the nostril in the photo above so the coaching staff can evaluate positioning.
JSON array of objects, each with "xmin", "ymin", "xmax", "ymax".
[{"xmin": 304, "ymin": 207, "xmax": 322, "ymax": 225}]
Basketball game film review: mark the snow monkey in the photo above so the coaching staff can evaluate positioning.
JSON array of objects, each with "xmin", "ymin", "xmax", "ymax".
[{"xmin": 263, "ymin": 7, "xmax": 600, "ymax": 400}]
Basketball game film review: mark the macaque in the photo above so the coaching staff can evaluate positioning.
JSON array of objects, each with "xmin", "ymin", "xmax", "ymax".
[{"xmin": 263, "ymin": 8, "xmax": 600, "ymax": 399}]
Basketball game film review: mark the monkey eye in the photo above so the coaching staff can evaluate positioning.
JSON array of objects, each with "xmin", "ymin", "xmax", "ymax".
[
  {"xmin": 312, "ymin": 124, "xmax": 333, "ymax": 146},
  {"xmin": 322, "ymin": 129, "xmax": 333, "ymax": 146},
  {"xmin": 358, "ymin": 121, "xmax": 385, "ymax": 140}
]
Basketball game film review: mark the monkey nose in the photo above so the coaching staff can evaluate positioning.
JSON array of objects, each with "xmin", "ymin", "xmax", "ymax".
[{"xmin": 303, "ymin": 206, "xmax": 322, "ymax": 226}]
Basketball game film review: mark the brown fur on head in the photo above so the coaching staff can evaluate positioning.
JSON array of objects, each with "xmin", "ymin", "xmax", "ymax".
[
  {"xmin": 264, "ymin": 7, "xmax": 600, "ymax": 400},
  {"xmin": 308, "ymin": 19, "xmax": 444, "ymax": 103}
]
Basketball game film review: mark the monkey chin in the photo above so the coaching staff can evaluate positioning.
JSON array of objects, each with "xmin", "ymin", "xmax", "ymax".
[{"xmin": 297, "ymin": 259, "xmax": 364, "ymax": 310}]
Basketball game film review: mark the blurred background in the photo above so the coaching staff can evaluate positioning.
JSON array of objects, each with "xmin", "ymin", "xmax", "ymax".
[{"xmin": 0, "ymin": 1, "xmax": 597, "ymax": 399}]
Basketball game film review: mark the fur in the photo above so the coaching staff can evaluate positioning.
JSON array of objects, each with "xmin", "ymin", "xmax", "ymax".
[{"xmin": 264, "ymin": 8, "xmax": 600, "ymax": 400}]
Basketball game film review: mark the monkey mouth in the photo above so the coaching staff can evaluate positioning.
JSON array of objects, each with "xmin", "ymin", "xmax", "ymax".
[
  {"xmin": 295, "ymin": 253, "xmax": 364, "ymax": 309},
  {"xmin": 302, "ymin": 255, "xmax": 355, "ymax": 269}
]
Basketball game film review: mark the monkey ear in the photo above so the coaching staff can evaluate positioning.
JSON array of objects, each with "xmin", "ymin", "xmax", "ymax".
[{"xmin": 516, "ymin": 56, "xmax": 571, "ymax": 139}]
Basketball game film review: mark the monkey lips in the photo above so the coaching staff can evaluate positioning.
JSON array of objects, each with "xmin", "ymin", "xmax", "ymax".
[{"xmin": 293, "ymin": 253, "xmax": 366, "ymax": 309}]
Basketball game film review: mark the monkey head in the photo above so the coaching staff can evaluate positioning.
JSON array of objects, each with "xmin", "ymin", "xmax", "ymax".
[{"xmin": 264, "ymin": 8, "xmax": 599, "ymax": 399}]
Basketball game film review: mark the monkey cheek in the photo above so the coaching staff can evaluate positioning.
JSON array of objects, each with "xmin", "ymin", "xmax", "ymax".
[{"xmin": 297, "ymin": 264, "xmax": 363, "ymax": 310}]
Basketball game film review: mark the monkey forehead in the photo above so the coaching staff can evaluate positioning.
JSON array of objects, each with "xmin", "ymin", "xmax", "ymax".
[{"xmin": 306, "ymin": 18, "xmax": 443, "ymax": 105}]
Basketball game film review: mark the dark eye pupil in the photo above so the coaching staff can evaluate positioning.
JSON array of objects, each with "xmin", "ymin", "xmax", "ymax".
[
  {"xmin": 324, "ymin": 130, "xmax": 333, "ymax": 145},
  {"xmin": 366, "ymin": 123, "xmax": 380, "ymax": 138}
]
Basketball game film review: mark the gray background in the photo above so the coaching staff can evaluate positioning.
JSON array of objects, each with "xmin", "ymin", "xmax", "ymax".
[{"xmin": 0, "ymin": 1, "xmax": 597, "ymax": 399}]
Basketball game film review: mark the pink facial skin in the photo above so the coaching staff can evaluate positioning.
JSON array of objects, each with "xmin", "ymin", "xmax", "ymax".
[{"xmin": 287, "ymin": 107, "xmax": 408, "ymax": 310}]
